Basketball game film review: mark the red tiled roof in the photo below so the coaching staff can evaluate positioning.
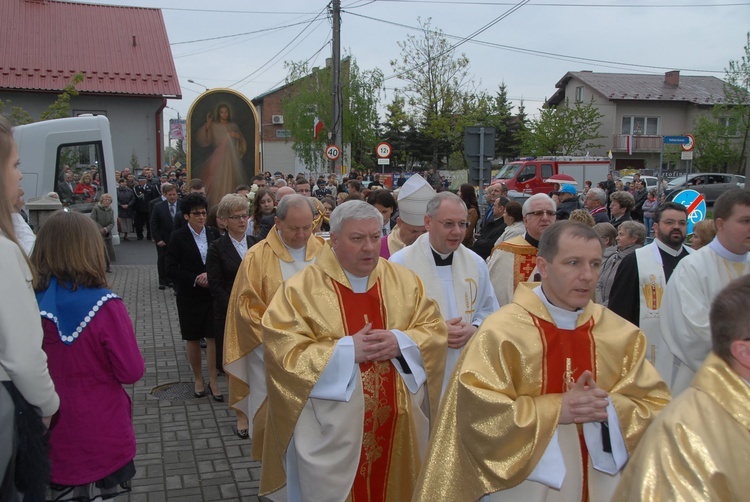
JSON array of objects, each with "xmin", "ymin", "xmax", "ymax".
[{"xmin": 0, "ymin": 0, "xmax": 181, "ymax": 98}]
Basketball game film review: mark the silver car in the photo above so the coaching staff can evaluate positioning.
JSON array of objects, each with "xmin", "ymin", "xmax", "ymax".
[{"xmin": 666, "ymin": 173, "xmax": 746, "ymax": 204}]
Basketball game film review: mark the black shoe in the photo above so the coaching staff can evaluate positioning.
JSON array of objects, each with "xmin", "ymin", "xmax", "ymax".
[
  {"xmin": 208, "ymin": 383, "xmax": 224, "ymax": 402},
  {"xmin": 234, "ymin": 428, "xmax": 249, "ymax": 439},
  {"xmin": 193, "ymin": 390, "xmax": 206, "ymax": 398},
  {"xmin": 200, "ymin": 338, "xmax": 207, "ymax": 349},
  {"xmin": 158, "ymin": 285, "xmax": 166, "ymax": 290},
  {"xmin": 106, "ymin": 268, "xmax": 112, "ymax": 273}
]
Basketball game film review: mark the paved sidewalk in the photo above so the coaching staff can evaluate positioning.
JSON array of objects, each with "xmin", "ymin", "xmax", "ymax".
[{"xmin": 109, "ymin": 263, "xmax": 263, "ymax": 501}]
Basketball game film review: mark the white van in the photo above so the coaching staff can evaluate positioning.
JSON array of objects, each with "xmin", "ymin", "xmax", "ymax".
[{"xmin": 13, "ymin": 115, "xmax": 119, "ymax": 244}]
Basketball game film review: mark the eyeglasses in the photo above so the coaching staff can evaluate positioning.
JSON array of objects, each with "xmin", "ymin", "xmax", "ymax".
[
  {"xmin": 226, "ymin": 214, "xmax": 251, "ymax": 221},
  {"xmin": 190, "ymin": 211, "xmax": 208, "ymax": 216},
  {"xmin": 436, "ymin": 220, "xmax": 470, "ymax": 230},
  {"xmin": 526, "ymin": 210, "xmax": 556, "ymax": 218}
]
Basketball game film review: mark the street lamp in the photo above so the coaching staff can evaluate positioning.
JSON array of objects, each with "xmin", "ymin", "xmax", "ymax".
[{"xmin": 187, "ymin": 79, "xmax": 210, "ymax": 92}]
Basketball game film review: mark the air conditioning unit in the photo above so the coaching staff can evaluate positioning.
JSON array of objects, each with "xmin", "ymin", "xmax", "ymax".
[{"xmin": 272, "ymin": 115, "xmax": 284, "ymax": 125}]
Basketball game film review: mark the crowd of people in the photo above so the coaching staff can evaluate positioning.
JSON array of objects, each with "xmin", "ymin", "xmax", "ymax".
[{"xmin": 3, "ymin": 112, "xmax": 750, "ymax": 501}]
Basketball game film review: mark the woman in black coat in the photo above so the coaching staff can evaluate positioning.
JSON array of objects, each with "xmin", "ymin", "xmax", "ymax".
[
  {"xmin": 206, "ymin": 194, "xmax": 257, "ymax": 437},
  {"xmin": 166, "ymin": 194, "xmax": 221, "ymax": 400},
  {"xmin": 206, "ymin": 194, "xmax": 257, "ymax": 375}
]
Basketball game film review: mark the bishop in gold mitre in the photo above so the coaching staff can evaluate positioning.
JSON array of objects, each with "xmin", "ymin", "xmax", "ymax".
[{"xmin": 414, "ymin": 221, "xmax": 670, "ymax": 502}]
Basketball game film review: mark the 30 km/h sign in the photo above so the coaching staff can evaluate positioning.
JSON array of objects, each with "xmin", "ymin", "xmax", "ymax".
[
  {"xmin": 376, "ymin": 142, "xmax": 392, "ymax": 158},
  {"xmin": 325, "ymin": 145, "xmax": 341, "ymax": 160},
  {"xmin": 672, "ymin": 189, "xmax": 706, "ymax": 235}
]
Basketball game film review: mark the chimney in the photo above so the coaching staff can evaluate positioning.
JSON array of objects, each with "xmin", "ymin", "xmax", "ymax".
[{"xmin": 665, "ymin": 70, "xmax": 680, "ymax": 87}]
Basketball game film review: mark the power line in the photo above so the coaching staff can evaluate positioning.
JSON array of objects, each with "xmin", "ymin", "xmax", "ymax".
[
  {"xmin": 376, "ymin": 0, "xmax": 531, "ymax": 82},
  {"xmin": 371, "ymin": 0, "xmax": 750, "ymax": 7},
  {"xmin": 170, "ymin": 19, "xmax": 320, "ymax": 46},
  {"xmin": 228, "ymin": 5, "xmax": 331, "ymax": 89},
  {"xmin": 347, "ymin": 11, "xmax": 726, "ymax": 75}
]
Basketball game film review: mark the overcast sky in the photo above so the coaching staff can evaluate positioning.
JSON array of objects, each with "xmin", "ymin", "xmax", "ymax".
[{"xmin": 82, "ymin": 0, "xmax": 749, "ymax": 123}]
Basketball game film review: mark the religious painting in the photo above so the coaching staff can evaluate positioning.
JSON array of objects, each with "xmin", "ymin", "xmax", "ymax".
[{"xmin": 187, "ymin": 89, "xmax": 259, "ymax": 206}]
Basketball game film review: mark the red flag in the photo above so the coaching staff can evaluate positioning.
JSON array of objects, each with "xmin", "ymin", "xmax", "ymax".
[
  {"xmin": 626, "ymin": 135, "xmax": 633, "ymax": 155},
  {"xmin": 314, "ymin": 116, "xmax": 324, "ymax": 139}
]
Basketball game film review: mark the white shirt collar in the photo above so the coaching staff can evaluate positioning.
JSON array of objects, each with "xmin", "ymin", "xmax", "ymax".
[
  {"xmin": 533, "ymin": 285, "xmax": 583, "ymax": 330},
  {"xmin": 654, "ymin": 237, "xmax": 685, "ymax": 257},
  {"xmin": 709, "ymin": 237, "xmax": 748, "ymax": 262}
]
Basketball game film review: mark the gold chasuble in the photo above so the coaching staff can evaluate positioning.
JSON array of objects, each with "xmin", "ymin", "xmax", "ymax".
[
  {"xmin": 413, "ymin": 284, "xmax": 669, "ymax": 502},
  {"xmin": 613, "ymin": 353, "xmax": 750, "ymax": 501},
  {"xmin": 493, "ymin": 235, "xmax": 538, "ymax": 288},
  {"xmin": 260, "ymin": 243, "xmax": 447, "ymax": 500},
  {"xmin": 223, "ymin": 229, "xmax": 324, "ymax": 459}
]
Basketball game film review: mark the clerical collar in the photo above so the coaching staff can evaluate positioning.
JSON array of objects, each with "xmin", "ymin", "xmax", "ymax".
[
  {"xmin": 430, "ymin": 246, "xmax": 453, "ymax": 266},
  {"xmin": 343, "ymin": 270, "xmax": 369, "ymax": 293},
  {"xmin": 709, "ymin": 238, "xmax": 748, "ymax": 262},
  {"xmin": 533, "ymin": 285, "xmax": 583, "ymax": 330},
  {"xmin": 654, "ymin": 237, "xmax": 685, "ymax": 257},
  {"xmin": 524, "ymin": 233, "xmax": 540, "ymax": 248}
]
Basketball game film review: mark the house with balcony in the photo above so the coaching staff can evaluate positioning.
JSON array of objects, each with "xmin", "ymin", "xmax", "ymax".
[{"xmin": 547, "ymin": 70, "xmax": 726, "ymax": 174}]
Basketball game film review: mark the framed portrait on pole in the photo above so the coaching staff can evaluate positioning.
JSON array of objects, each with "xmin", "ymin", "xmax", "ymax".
[{"xmin": 187, "ymin": 89, "xmax": 260, "ymax": 207}]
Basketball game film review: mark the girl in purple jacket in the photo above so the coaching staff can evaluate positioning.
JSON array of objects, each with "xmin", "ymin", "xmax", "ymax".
[{"xmin": 32, "ymin": 211, "xmax": 144, "ymax": 500}]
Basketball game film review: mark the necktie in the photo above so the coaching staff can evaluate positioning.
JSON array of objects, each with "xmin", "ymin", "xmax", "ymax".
[{"xmin": 169, "ymin": 204, "xmax": 175, "ymax": 218}]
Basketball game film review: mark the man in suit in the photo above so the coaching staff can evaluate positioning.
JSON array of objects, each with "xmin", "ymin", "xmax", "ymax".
[
  {"xmin": 133, "ymin": 175, "xmax": 159, "ymax": 240},
  {"xmin": 166, "ymin": 194, "xmax": 221, "ymax": 400},
  {"xmin": 56, "ymin": 172, "xmax": 76, "ymax": 205},
  {"xmin": 151, "ymin": 183, "xmax": 180, "ymax": 290}
]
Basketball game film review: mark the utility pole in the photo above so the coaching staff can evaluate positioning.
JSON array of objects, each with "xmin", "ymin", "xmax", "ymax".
[{"xmin": 331, "ymin": 0, "xmax": 342, "ymax": 174}]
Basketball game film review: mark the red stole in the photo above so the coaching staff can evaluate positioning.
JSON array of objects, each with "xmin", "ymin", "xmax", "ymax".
[
  {"xmin": 532, "ymin": 315, "xmax": 597, "ymax": 502},
  {"xmin": 332, "ymin": 279, "xmax": 397, "ymax": 502}
]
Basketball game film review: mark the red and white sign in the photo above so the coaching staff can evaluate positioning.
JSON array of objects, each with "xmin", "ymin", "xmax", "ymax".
[
  {"xmin": 376, "ymin": 142, "xmax": 392, "ymax": 158},
  {"xmin": 325, "ymin": 145, "xmax": 341, "ymax": 160},
  {"xmin": 681, "ymin": 134, "xmax": 695, "ymax": 151}
]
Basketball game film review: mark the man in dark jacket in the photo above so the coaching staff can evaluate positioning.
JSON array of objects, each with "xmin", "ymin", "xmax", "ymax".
[{"xmin": 472, "ymin": 196, "xmax": 509, "ymax": 260}]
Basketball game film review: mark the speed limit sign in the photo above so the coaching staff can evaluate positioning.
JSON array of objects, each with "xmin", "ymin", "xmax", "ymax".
[
  {"xmin": 376, "ymin": 142, "xmax": 392, "ymax": 158},
  {"xmin": 325, "ymin": 145, "xmax": 341, "ymax": 160}
]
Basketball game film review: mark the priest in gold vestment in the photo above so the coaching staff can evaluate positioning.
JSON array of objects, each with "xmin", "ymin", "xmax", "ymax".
[
  {"xmin": 223, "ymin": 195, "xmax": 324, "ymax": 457},
  {"xmin": 260, "ymin": 201, "xmax": 448, "ymax": 501},
  {"xmin": 414, "ymin": 221, "xmax": 670, "ymax": 502},
  {"xmin": 487, "ymin": 193, "xmax": 555, "ymax": 305},
  {"xmin": 613, "ymin": 275, "xmax": 750, "ymax": 501}
]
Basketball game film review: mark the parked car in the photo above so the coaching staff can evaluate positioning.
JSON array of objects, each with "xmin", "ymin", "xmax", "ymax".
[
  {"xmin": 619, "ymin": 175, "xmax": 659, "ymax": 192},
  {"xmin": 665, "ymin": 173, "xmax": 746, "ymax": 204}
]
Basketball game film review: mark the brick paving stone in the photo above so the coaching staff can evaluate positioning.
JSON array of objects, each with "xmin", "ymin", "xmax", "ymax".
[{"xmin": 105, "ymin": 264, "xmax": 263, "ymax": 501}]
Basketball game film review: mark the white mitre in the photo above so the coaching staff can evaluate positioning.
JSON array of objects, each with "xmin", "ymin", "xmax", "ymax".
[{"xmin": 397, "ymin": 174, "xmax": 436, "ymax": 226}]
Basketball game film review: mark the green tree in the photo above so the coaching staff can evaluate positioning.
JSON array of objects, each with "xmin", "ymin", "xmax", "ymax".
[
  {"xmin": 280, "ymin": 57, "xmax": 383, "ymax": 172},
  {"xmin": 164, "ymin": 139, "xmax": 186, "ymax": 167},
  {"xmin": 390, "ymin": 18, "xmax": 472, "ymax": 167},
  {"xmin": 521, "ymin": 99, "xmax": 604, "ymax": 156},
  {"xmin": 692, "ymin": 114, "xmax": 740, "ymax": 172},
  {"xmin": 722, "ymin": 32, "xmax": 750, "ymax": 176}
]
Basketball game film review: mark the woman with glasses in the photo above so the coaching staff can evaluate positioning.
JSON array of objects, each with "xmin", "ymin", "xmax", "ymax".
[
  {"xmin": 207, "ymin": 195, "xmax": 257, "ymax": 383},
  {"xmin": 166, "ymin": 194, "xmax": 221, "ymax": 400}
]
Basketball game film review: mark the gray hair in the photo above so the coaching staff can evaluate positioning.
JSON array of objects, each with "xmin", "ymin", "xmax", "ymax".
[
  {"xmin": 619, "ymin": 221, "xmax": 647, "ymax": 245},
  {"xmin": 425, "ymin": 192, "xmax": 466, "ymax": 217},
  {"xmin": 217, "ymin": 193, "xmax": 250, "ymax": 219},
  {"xmin": 276, "ymin": 193, "xmax": 315, "ymax": 220},
  {"xmin": 329, "ymin": 200, "xmax": 383, "ymax": 234},
  {"xmin": 522, "ymin": 193, "xmax": 556, "ymax": 216},
  {"xmin": 274, "ymin": 178, "xmax": 287, "ymax": 187},
  {"xmin": 588, "ymin": 187, "xmax": 606, "ymax": 205}
]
